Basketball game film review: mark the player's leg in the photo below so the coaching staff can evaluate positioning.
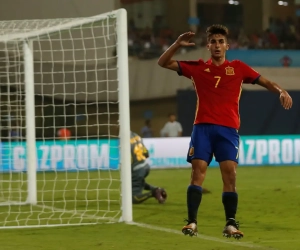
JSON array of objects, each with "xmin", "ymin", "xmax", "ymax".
[
  {"xmin": 143, "ymin": 164, "xmax": 167, "ymax": 203},
  {"xmin": 132, "ymin": 166, "xmax": 151, "ymax": 204},
  {"xmin": 182, "ymin": 159, "xmax": 208, "ymax": 236},
  {"xmin": 182, "ymin": 124, "xmax": 213, "ymax": 237},
  {"xmin": 220, "ymin": 160, "xmax": 243, "ymax": 239},
  {"xmin": 132, "ymin": 165, "xmax": 165, "ymax": 204},
  {"xmin": 214, "ymin": 126, "xmax": 243, "ymax": 239},
  {"xmin": 132, "ymin": 191, "xmax": 153, "ymax": 204},
  {"xmin": 143, "ymin": 164, "xmax": 156, "ymax": 191},
  {"xmin": 132, "ymin": 188, "xmax": 165, "ymax": 204}
]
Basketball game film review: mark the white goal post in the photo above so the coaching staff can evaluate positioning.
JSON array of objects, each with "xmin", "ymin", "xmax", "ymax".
[{"xmin": 0, "ymin": 9, "xmax": 132, "ymax": 228}]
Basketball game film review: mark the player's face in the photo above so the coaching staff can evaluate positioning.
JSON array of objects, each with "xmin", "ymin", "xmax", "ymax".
[{"xmin": 207, "ymin": 34, "xmax": 229, "ymax": 59}]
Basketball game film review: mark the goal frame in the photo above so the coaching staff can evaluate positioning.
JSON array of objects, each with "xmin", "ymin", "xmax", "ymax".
[{"xmin": 0, "ymin": 8, "xmax": 132, "ymax": 225}]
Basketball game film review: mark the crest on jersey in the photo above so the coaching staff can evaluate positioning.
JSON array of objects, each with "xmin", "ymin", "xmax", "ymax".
[
  {"xmin": 189, "ymin": 147, "xmax": 194, "ymax": 156},
  {"xmin": 225, "ymin": 66, "xmax": 235, "ymax": 75}
]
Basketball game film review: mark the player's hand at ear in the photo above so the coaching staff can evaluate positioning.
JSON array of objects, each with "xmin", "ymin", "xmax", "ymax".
[
  {"xmin": 176, "ymin": 32, "xmax": 195, "ymax": 47},
  {"xmin": 279, "ymin": 90, "xmax": 292, "ymax": 110}
]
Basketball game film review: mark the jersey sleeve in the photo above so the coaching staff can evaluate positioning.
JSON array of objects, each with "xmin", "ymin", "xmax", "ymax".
[
  {"xmin": 240, "ymin": 61, "xmax": 261, "ymax": 84},
  {"xmin": 177, "ymin": 60, "xmax": 200, "ymax": 79}
]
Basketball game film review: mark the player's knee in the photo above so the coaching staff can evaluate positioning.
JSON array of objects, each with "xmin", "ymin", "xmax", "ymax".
[
  {"xmin": 223, "ymin": 174, "xmax": 236, "ymax": 185},
  {"xmin": 192, "ymin": 169, "xmax": 206, "ymax": 181},
  {"xmin": 221, "ymin": 172, "xmax": 236, "ymax": 190},
  {"xmin": 220, "ymin": 161, "xmax": 236, "ymax": 175},
  {"xmin": 191, "ymin": 159, "xmax": 208, "ymax": 185},
  {"xmin": 192, "ymin": 159, "xmax": 207, "ymax": 173},
  {"xmin": 222, "ymin": 172, "xmax": 236, "ymax": 192},
  {"xmin": 222, "ymin": 169, "xmax": 236, "ymax": 182},
  {"xmin": 223, "ymin": 168, "xmax": 236, "ymax": 179},
  {"xmin": 220, "ymin": 161, "xmax": 237, "ymax": 189}
]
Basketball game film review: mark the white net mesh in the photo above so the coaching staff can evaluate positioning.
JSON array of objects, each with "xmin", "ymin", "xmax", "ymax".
[{"xmin": 0, "ymin": 11, "xmax": 125, "ymax": 228}]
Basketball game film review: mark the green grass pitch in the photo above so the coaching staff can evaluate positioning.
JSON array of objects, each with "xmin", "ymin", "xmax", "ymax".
[{"xmin": 1, "ymin": 166, "xmax": 300, "ymax": 250}]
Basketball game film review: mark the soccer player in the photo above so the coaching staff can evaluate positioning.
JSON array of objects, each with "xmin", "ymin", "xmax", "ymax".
[
  {"xmin": 157, "ymin": 25, "xmax": 292, "ymax": 239},
  {"xmin": 130, "ymin": 131, "xmax": 167, "ymax": 204}
]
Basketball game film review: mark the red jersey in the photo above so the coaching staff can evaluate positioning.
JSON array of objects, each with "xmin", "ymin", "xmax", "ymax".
[{"xmin": 178, "ymin": 59, "xmax": 260, "ymax": 129}]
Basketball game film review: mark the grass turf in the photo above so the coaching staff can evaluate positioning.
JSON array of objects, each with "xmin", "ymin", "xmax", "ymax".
[{"xmin": 0, "ymin": 166, "xmax": 300, "ymax": 250}]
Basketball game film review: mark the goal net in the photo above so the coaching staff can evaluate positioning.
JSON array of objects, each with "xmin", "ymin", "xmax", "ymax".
[{"xmin": 0, "ymin": 9, "xmax": 132, "ymax": 228}]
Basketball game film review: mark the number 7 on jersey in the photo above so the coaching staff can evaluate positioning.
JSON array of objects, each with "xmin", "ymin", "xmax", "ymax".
[{"xmin": 214, "ymin": 76, "xmax": 221, "ymax": 88}]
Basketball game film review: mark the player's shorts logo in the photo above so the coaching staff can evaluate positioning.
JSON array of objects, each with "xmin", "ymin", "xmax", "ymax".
[
  {"xmin": 225, "ymin": 66, "xmax": 235, "ymax": 75},
  {"xmin": 189, "ymin": 147, "xmax": 194, "ymax": 156}
]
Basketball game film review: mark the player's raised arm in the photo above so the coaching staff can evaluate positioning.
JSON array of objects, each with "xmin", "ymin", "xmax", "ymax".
[
  {"xmin": 157, "ymin": 32, "xmax": 195, "ymax": 71},
  {"xmin": 256, "ymin": 76, "xmax": 293, "ymax": 110}
]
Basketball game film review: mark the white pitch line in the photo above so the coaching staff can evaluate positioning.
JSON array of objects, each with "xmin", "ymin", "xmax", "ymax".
[
  {"xmin": 260, "ymin": 240, "xmax": 300, "ymax": 243},
  {"xmin": 0, "ymin": 202, "xmax": 281, "ymax": 249},
  {"xmin": 129, "ymin": 222, "xmax": 278, "ymax": 250}
]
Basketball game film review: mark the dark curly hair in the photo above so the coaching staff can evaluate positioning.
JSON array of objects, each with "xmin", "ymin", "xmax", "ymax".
[{"xmin": 206, "ymin": 24, "xmax": 229, "ymax": 41}]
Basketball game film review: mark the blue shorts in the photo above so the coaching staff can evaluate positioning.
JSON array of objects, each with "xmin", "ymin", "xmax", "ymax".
[{"xmin": 187, "ymin": 124, "xmax": 240, "ymax": 165}]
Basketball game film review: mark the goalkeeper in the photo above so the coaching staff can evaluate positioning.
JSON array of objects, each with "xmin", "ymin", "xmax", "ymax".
[{"xmin": 130, "ymin": 131, "xmax": 167, "ymax": 204}]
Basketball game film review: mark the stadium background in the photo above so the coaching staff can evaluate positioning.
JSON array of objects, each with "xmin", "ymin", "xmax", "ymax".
[
  {"xmin": 0, "ymin": 1, "xmax": 300, "ymax": 250},
  {"xmin": 0, "ymin": 0, "xmax": 299, "ymax": 139}
]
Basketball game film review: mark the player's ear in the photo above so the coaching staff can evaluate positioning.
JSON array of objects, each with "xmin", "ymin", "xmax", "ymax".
[
  {"xmin": 226, "ymin": 43, "xmax": 229, "ymax": 50},
  {"xmin": 206, "ymin": 44, "xmax": 210, "ymax": 51}
]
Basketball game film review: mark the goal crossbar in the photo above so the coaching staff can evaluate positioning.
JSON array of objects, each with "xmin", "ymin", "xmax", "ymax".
[{"xmin": 0, "ymin": 10, "xmax": 121, "ymax": 42}]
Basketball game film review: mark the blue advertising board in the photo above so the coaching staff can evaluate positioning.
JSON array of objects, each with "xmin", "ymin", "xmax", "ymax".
[
  {"xmin": 0, "ymin": 139, "xmax": 119, "ymax": 172},
  {"xmin": 0, "ymin": 135, "xmax": 299, "ymax": 173},
  {"xmin": 223, "ymin": 135, "xmax": 300, "ymax": 166},
  {"xmin": 226, "ymin": 50, "xmax": 300, "ymax": 67}
]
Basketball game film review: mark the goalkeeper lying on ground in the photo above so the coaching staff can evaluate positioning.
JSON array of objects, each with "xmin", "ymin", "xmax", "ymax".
[{"xmin": 130, "ymin": 131, "xmax": 167, "ymax": 204}]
